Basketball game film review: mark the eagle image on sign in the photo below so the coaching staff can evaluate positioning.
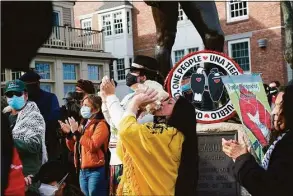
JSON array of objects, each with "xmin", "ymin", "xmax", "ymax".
[{"xmin": 166, "ymin": 50, "xmax": 243, "ymax": 124}]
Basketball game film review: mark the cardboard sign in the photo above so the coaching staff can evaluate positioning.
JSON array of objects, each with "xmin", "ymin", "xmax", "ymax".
[
  {"xmin": 222, "ymin": 74, "xmax": 272, "ymax": 163},
  {"xmin": 166, "ymin": 50, "xmax": 243, "ymax": 124}
]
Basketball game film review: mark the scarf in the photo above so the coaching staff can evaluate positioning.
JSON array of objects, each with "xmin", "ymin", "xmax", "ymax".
[
  {"xmin": 12, "ymin": 101, "xmax": 48, "ymax": 163},
  {"xmin": 261, "ymin": 131, "xmax": 288, "ymax": 170}
]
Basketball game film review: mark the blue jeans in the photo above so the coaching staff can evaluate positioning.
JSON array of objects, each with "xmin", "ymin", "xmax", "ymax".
[{"xmin": 79, "ymin": 167, "xmax": 108, "ymax": 196}]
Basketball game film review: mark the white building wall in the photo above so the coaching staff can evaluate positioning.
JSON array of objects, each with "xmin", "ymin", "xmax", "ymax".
[
  {"xmin": 171, "ymin": 20, "xmax": 204, "ymax": 65},
  {"xmin": 98, "ymin": 7, "xmax": 134, "ymax": 100}
]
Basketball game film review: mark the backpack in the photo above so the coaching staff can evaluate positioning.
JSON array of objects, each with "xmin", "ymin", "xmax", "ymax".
[{"xmin": 92, "ymin": 121, "xmax": 111, "ymax": 180}]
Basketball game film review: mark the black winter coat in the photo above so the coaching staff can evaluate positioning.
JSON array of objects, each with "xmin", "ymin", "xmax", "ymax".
[{"xmin": 232, "ymin": 130, "xmax": 293, "ymax": 196}]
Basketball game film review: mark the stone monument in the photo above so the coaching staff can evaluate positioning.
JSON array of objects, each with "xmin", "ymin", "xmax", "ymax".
[{"xmin": 166, "ymin": 51, "xmax": 253, "ymax": 196}]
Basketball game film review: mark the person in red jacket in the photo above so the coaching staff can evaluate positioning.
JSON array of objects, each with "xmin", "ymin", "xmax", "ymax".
[{"xmin": 4, "ymin": 148, "xmax": 25, "ymax": 196}]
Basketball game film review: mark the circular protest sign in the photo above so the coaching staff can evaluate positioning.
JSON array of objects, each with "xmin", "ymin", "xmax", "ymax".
[{"xmin": 165, "ymin": 50, "xmax": 243, "ymax": 124}]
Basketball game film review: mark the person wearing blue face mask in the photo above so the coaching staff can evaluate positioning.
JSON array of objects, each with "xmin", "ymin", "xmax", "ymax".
[
  {"xmin": 4, "ymin": 80, "xmax": 47, "ymax": 195},
  {"xmin": 59, "ymin": 95, "xmax": 110, "ymax": 196}
]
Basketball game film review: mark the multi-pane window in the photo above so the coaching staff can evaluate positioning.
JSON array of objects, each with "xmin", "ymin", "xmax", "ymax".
[
  {"xmin": 35, "ymin": 62, "xmax": 51, "ymax": 80},
  {"xmin": 228, "ymin": 39, "xmax": 251, "ymax": 72},
  {"xmin": 227, "ymin": 0, "xmax": 248, "ymax": 22},
  {"xmin": 1, "ymin": 69, "xmax": 6, "ymax": 82},
  {"xmin": 64, "ymin": 84, "xmax": 76, "ymax": 97},
  {"xmin": 11, "ymin": 69, "xmax": 22, "ymax": 80},
  {"xmin": 88, "ymin": 65, "xmax": 99, "ymax": 81},
  {"xmin": 117, "ymin": 58, "xmax": 125, "ymax": 80},
  {"xmin": 81, "ymin": 19, "xmax": 92, "ymax": 30},
  {"xmin": 63, "ymin": 64, "xmax": 77, "ymax": 80},
  {"xmin": 174, "ymin": 50, "xmax": 185, "ymax": 63},
  {"xmin": 52, "ymin": 11, "xmax": 60, "ymax": 39},
  {"xmin": 188, "ymin": 47, "xmax": 199, "ymax": 53},
  {"xmin": 102, "ymin": 14, "xmax": 112, "ymax": 36},
  {"xmin": 129, "ymin": 58, "xmax": 133, "ymax": 66},
  {"xmin": 109, "ymin": 64, "xmax": 114, "ymax": 79},
  {"xmin": 178, "ymin": 4, "xmax": 184, "ymax": 21},
  {"xmin": 81, "ymin": 18, "xmax": 92, "ymax": 44},
  {"xmin": 1, "ymin": 88, "xmax": 4, "ymax": 96},
  {"xmin": 127, "ymin": 11, "xmax": 131, "ymax": 34},
  {"xmin": 40, "ymin": 84, "xmax": 52, "ymax": 93},
  {"xmin": 114, "ymin": 12, "xmax": 123, "ymax": 34}
]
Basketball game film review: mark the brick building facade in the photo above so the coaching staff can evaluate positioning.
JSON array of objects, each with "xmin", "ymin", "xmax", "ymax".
[{"xmin": 74, "ymin": 1, "xmax": 291, "ymax": 91}]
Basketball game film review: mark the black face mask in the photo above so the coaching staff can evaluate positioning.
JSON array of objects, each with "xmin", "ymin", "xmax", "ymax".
[
  {"xmin": 75, "ymin": 92, "xmax": 84, "ymax": 101},
  {"xmin": 26, "ymin": 84, "xmax": 41, "ymax": 100},
  {"xmin": 126, "ymin": 73, "xmax": 138, "ymax": 87}
]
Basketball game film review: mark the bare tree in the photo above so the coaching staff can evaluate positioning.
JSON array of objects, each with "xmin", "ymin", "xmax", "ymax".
[{"xmin": 281, "ymin": 1, "xmax": 293, "ymax": 69}]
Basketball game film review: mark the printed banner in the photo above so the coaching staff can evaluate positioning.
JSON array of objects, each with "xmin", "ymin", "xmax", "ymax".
[{"xmin": 221, "ymin": 74, "xmax": 271, "ymax": 163}]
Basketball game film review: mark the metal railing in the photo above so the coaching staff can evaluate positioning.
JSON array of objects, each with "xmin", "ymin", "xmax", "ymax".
[{"xmin": 43, "ymin": 26, "xmax": 105, "ymax": 52}]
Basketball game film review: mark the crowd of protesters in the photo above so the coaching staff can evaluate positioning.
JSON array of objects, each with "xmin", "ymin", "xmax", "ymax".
[{"xmin": 1, "ymin": 2, "xmax": 293, "ymax": 196}]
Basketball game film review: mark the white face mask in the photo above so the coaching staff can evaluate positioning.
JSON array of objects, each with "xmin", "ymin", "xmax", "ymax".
[
  {"xmin": 38, "ymin": 184, "xmax": 58, "ymax": 196},
  {"xmin": 38, "ymin": 173, "xmax": 69, "ymax": 196}
]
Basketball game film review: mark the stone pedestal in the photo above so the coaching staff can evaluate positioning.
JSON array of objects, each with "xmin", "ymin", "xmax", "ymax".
[{"xmin": 196, "ymin": 122, "xmax": 251, "ymax": 196}]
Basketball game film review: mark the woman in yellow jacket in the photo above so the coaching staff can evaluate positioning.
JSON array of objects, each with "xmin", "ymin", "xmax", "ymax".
[{"xmin": 115, "ymin": 89, "xmax": 199, "ymax": 196}]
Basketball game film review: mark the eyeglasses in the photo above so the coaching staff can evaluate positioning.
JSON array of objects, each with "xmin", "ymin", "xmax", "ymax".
[{"xmin": 5, "ymin": 91, "xmax": 23, "ymax": 98}]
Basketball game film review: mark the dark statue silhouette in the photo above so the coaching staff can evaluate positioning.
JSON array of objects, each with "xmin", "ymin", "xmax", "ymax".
[{"xmin": 145, "ymin": 1, "xmax": 225, "ymax": 78}]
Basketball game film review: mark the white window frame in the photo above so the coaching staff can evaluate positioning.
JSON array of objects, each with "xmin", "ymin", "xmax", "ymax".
[
  {"xmin": 178, "ymin": 3, "xmax": 184, "ymax": 21},
  {"xmin": 126, "ymin": 10, "xmax": 132, "ymax": 34},
  {"xmin": 100, "ymin": 10, "xmax": 125, "ymax": 37},
  {"xmin": 113, "ymin": 11, "xmax": 123, "ymax": 35},
  {"xmin": 62, "ymin": 63, "xmax": 79, "ymax": 82},
  {"xmin": 81, "ymin": 18, "xmax": 93, "ymax": 45},
  {"xmin": 53, "ymin": 6, "xmax": 63, "ymax": 26},
  {"xmin": 116, "ymin": 58, "xmax": 126, "ymax": 81},
  {"xmin": 81, "ymin": 18, "xmax": 92, "ymax": 30},
  {"xmin": 62, "ymin": 62, "xmax": 80, "ymax": 97},
  {"xmin": 226, "ymin": 1, "xmax": 249, "ymax": 23},
  {"xmin": 177, "ymin": 3, "xmax": 188, "ymax": 22},
  {"xmin": 87, "ymin": 64, "xmax": 101, "ymax": 82},
  {"xmin": 102, "ymin": 14, "xmax": 112, "ymax": 36},
  {"xmin": 188, "ymin": 47, "xmax": 199, "ymax": 53},
  {"xmin": 35, "ymin": 61, "xmax": 54, "ymax": 81},
  {"xmin": 228, "ymin": 38, "xmax": 251, "ymax": 73},
  {"xmin": 11, "ymin": 70, "xmax": 23, "ymax": 80},
  {"xmin": 1, "ymin": 69, "xmax": 6, "ymax": 83},
  {"xmin": 34, "ymin": 60, "xmax": 56, "ymax": 93},
  {"xmin": 174, "ymin": 49, "xmax": 185, "ymax": 63}
]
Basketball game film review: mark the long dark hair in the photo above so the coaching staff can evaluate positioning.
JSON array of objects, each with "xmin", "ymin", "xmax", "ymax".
[
  {"xmin": 167, "ymin": 96, "xmax": 198, "ymax": 196},
  {"xmin": 283, "ymin": 85, "xmax": 293, "ymax": 131}
]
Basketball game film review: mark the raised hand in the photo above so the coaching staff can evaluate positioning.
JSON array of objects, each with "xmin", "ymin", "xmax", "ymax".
[
  {"xmin": 132, "ymin": 88, "xmax": 158, "ymax": 108},
  {"xmin": 101, "ymin": 76, "xmax": 115, "ymax": 96},
  {"xmin": 58, "ymin": 120, "xmax": 71, "ymax": 133},
  {"xmin": 68, "ymin": 117, "xmax": 79, "ymax": 133},
  {"xmin": 222, "ymin": 138, "xmax": 248, "ymax": 162}
]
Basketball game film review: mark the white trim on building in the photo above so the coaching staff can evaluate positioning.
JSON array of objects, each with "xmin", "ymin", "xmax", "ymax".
[
  {"xmin": 226, "ymin": 0, "xmax": 249, "ymax": 23},
  {"xmin": 228, "ymin": 38, "xmax": 252, "ymax": 73}
]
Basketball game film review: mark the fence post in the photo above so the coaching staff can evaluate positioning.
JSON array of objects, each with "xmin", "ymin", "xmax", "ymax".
[
  {"xmin": 101, "ymin": 29, "xmax": 105, "ymax": 51},
  {"xmin": 65, "ymin": 25, "xmax": 70, "ymax": 49}
]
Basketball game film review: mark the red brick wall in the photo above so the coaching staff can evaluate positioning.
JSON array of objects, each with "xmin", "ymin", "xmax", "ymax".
[
  {"xmin": 132, "ymin": 2, "xmax": 156, "ymax": 57},
  {"xmin": 74, "ymin": 1, "xmax": 287, "ymax": 84},
  {"xmin": 130, "ymin": 2, "xmax": 287, "ymax": 84},
  {"xmin": 73, "ymin": 1, "xmax": 103, "ymax": 28}
]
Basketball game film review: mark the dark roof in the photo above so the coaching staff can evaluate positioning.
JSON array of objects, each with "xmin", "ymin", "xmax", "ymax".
[{"xmin": 97, "ymin": 1, "xmax": 132, "ymax": 11}]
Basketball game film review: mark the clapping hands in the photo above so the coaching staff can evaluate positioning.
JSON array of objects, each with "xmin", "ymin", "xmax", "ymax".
[
  {"xmin": 222, "ymin": 138, "xmax": 250, "ymax": 162},
  {"xmin": 59, "ymin": 117, "xmax": 79, "ymax": 134}
]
